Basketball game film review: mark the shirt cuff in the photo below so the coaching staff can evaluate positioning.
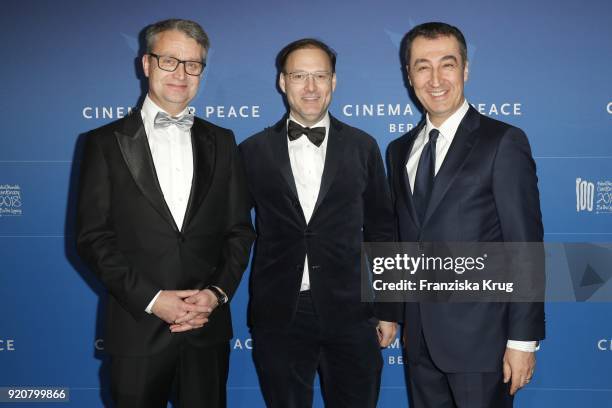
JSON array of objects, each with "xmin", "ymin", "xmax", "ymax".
[
  {"xmin": 211, "ymin": 286, "xmax": 227, "ymax": 298},
  {"xmin": 145, "ymin": 290, "xmax": 162, "ymax": 314},
  {"xmin": 507, "ymin": 340, "xmax": 539, "ymax": 352}
]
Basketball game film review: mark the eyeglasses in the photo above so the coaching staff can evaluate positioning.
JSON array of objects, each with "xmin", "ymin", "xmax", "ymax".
[
  {"xmin": 284, "ymin": 71, "xmax": 333, "ymax": 84},
  {"xmin": 148, "ymin": 53, "xmax": 206, "ymax": 76}
]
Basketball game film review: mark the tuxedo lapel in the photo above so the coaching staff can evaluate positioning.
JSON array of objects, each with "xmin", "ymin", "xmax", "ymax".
[
  {"xmin": 114, "ymin": 111, "xmax": 178, "ymax": 231},
  {"xmin": 400, "ymin": 120, "xmax": 426, "ymax": 229},
  {"xmin": 312, "ymin": 116, "xmax": 345, "ymax": 217},
  {"xmin": 422, "ymin": 107, "xmax": 480, "ymax": 225},
  {"xmin": 182, "ymin": 118, "xmax": 215, "ymax": 230},
  {"xmin": 271, "ymin": 118, "xmax": 300, "ymax": 201}
]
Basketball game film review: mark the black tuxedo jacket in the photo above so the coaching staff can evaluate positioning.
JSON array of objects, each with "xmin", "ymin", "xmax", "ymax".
[
  {"xmin": 386, "ymin": 106, "xmax": 545, "ymax": 372},
  {"xmin": 239, "ymin": 115, "xmax": 401, "ymax": 331},
  {"xmin": 76, "ymin": 111, "xmax": 255, "ymax": 356}
]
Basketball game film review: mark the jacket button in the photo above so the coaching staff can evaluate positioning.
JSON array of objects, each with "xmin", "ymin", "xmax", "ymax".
[{"xmin": 177, "ymin": 233, "xmax": 185, "ymax": 243}]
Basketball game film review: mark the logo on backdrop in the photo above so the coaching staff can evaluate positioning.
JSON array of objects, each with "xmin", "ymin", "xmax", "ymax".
[
  {"xmin": 230, "ymin": 336, "xmax": 405, "ymax": 362},
  {"xmin": 385, "ymin": 338, "xmax": 404, "ymax": 365},
  {"xmin": 0, "ymin": 184, "xmax": 22, "ymax": 217},
  {"xmin": 576, "ymin": 178, "xmax": 612, "ymax": 214},
  {"xmin": 597, "ymin": 338, "xmax": 612, "ymax": 351},
  {"xmin": 232, "ymin": 337, "xmax": 252, "ymax": 351},
  {"xmin": 341, "ymin": 102, "xmax": 418, "ymax": 135},
  {"xmin": 340, "ymin": 102, "xmax": 522, "ymax": 136},
  {"xmin": 0, "ymin": 339, "xmax": 16, "ymax": 351},
  {"xmin": 200, "ymin": 105, "xmax": 260, "ymax": 119},
  {"xmin": 82, "ymin": 106, "xmax": 135, "ymax": 119},
  {"xmin": 607, "ymin": 101, "xmax": 612, "ymax": 114},
  {"xmin": 472, "ymin": 102, "xmax": 522, "ymax": 116},
  {"xmin": 95, "ymin": 337, "xmax": 254, "ymax": 352},
  {"xmin": 94, "ymin": 338, "xmax": 104, "ymax": 351},
  {"xmin": 82, "ymin": 105, "xmax": 260, "ymax": 120}
]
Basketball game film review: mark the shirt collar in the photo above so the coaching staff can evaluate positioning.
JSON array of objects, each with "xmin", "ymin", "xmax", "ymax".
[
  {"xmin": 141, "ymin": 94, "xmax": 191, "ymax": 130},
  {"xmin": 425, "ymin": 99, "xmax": 469, "ymax": 142},
  {"xmin": 287, "ymin": 112, "xmax": 330, "ymax": 132}
]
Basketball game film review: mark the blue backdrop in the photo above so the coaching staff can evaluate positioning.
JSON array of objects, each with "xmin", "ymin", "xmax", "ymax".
[{"xmin": 1, "ymin": 0, "xmax": 611, "ymax": 406}]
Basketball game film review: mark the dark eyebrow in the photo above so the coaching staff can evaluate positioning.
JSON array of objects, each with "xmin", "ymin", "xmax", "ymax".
[
  {"xmin": 440, "ymin": 55, "xmax": 459, "ymax": 63},
  {"xmin": 412, "ymin": 58, "xmax": 429, "ymax": 66},
  {"xmin": 412, "ymin": 54, "xmax": 459, "ymax": 68}
]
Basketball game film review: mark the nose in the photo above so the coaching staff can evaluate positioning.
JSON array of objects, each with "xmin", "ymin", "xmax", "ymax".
[
  {"xmin": 173, "ymin": 62, "xmax": 187, "ymax": 79},
  {"xmin": 304, "ymin": 74, "xmax": 316, "ymax": 92},
  {"xmin": 430, "ymin": 67, "xmax": 441, "ymax": 87}
]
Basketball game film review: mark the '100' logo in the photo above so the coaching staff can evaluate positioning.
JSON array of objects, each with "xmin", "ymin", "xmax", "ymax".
[{"xmin": 576, "ymin": 178, "xmax": 594, "ymax": 212}]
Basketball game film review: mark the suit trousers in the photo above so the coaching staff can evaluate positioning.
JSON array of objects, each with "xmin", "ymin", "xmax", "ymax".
[
  {"xmin": 252, "ymin": 291, "xmax": 383, "ymax": 408},
  {"xmin": 406, "ymin": 330, "xmax": 513, "ymax": 408},
  {"xmin": 110, "ymin": 339, "xmax": 229, "ymax": 408}
]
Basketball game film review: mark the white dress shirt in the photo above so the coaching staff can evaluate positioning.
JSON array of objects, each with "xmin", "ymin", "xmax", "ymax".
[
  {"xmin": 406, "ymin": 99, "xmax": 538, "ymax": 353},
  {"xmin": 141, "ymin": 95, "xmax": 194, "ymax": 229},
  {"xmin": 287, "ymin": 113, "xmax": 330, "ymax": 292},
  {"xmin": 141, "ymin": 95, "xmax": 194, "ymax": 313},
  {"xmin": 405, "ymin": 99, "xmax": 469, "ymax": 191}
]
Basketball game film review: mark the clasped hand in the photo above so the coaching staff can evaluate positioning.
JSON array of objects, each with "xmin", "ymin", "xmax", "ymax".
[{"xmin": 151, "ymin": 289, "xmax": 219, "ymax": 333}]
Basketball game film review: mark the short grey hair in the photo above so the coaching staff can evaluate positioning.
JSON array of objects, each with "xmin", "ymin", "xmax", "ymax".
[{"xmin": 144, "ymin": 18, "xmax": 210, "ymax": 55}]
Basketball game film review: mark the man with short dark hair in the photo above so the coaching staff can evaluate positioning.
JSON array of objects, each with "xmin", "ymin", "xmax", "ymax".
[
  {"xmin": 240, "ymin": 38, "xmax": 400, "ymax": 407},
  {"xmin": 387, "ymin": 22, "xmax": 545, "ymax": 407},
  {"xmin": 77, "ymin": 18, "xmax": 254, "ymax": 408}
]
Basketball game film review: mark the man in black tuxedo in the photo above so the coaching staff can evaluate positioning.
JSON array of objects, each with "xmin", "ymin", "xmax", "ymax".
[
  {"xmin": 239, "ymin": 39, "xmax": 401, "ymax": 407},
  {"xmin": 76, "ymin": 19, "xmax": 254, "ymax": 408},
  {"xmin": 386, "ymin": 22, "xmax": 545, "ymax": 407}
]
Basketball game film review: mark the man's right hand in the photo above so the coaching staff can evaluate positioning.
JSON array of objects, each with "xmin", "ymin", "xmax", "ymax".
[{"xmin": 151, "ymin": 290, "xmax": 213, "ymax": 325}]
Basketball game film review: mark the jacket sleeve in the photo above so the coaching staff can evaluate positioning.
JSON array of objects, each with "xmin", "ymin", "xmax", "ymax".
[
  {"xmin": 364, "ymin": 139, "xmax": 403, "ymax": 323},
  {"xmin": 76, "ymin": 133, "xmax": 158, "ymax": 320},
  {"xmin": 492, "ymin": 127, "xmax": 545, "ymax": 341},
  {"xmin": 210, "ymin": 131, "xmax": 256, "ymax": 300}
]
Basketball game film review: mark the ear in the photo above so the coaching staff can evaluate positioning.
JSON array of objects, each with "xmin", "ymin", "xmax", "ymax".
[
  {"xmin": 406, "ymin": 65, "xmax": 412, "ymax": 87},
  {"xmin": 142, "ymin": 54, "xmax": 150, "ymax": 78},
  {"xmin": 331, "ymin": 72, "xmax": 337, "ymax": 92},
  {"xmin": 463, "ymin": 60, "xmax": 469, "ymax": 82},
  {"xmin": 279, "ymin": 72, "xmax": 286, "ymax": 94}
]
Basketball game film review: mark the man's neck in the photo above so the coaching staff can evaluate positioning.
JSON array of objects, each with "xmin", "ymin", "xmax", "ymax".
[
  {"xmin": 289, "ymin": 111, "xmax": 329, "ymax": 128},
  {"xmin": 427, "ymin": 100, "xmax": 467, "ymax": 128}
]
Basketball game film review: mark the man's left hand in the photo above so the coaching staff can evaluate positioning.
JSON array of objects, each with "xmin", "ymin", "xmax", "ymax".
[
  {"xmin": 503, "ymin": 348, "xmax": 536, "ymax": 395},
  {"xmin": 377, "ymin": 320, "xmax": 398, "ymax": 347},
  {"xmin": 169, "ymin": 289, "xmax": 219, "ymax": 333}
]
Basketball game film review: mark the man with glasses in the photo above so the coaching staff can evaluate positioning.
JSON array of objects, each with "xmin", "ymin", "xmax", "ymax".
[
  {"xmin": 76, "ymin": 19, "xmax": 254, "ymax": 407},
  {"xmin": 239, "ymin": 38, "xmax": 401, "ymax": 407}
]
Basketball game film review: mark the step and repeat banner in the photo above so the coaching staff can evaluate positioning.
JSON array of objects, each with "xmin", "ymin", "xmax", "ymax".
[{"xmin": 1, "ymin": 0, "xmax": 611, "ymax": 406}]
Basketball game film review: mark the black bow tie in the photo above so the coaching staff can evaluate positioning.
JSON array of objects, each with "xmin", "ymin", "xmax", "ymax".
[{"xmin": 287, "ymin": 120, "xmax": 326, "ymax": 147}]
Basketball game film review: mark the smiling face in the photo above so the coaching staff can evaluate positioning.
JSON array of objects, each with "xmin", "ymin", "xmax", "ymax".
[
  {"xmin": 279, "ymin": 47, "xmax": 336, "ymax": 127},
  {"xmin": 407, "ymin": 35, "xmax": 468, "ymax": 127},
  {"xmin": 142, "ymin": 29, "xmax": 205, "ymax": 115}
]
